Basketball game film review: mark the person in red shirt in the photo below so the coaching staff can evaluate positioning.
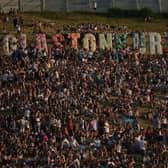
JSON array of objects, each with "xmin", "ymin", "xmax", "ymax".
[{"xmin": 67, "ymin": 116, "xmax": 74, "ymax": 136}]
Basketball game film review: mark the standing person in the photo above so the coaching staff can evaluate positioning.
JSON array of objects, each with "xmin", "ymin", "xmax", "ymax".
[
  {"xmin": 67, "ymin": 116, "xmax": 74, "ymax": 136},
  {"xmin": 2, "ymin": 14, "xmax": 9, "ymax": 32},
  {"xmin": 13, "ymin": 17, "xmax": 18, "ymax": 28},
  {"xmin": 16, "ymin": 24, "xmax": 21, "ymax": 34},
  {"xmin": 19, "ymin": 16, "xmax": 24, "ymax": 27}
]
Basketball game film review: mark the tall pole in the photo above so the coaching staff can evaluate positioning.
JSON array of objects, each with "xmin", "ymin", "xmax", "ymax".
[
  {"xmin": 112, "ymin": 0, "xmax": 116, "ymax": 8},
  {"xmin": 89, "ymin": 0, "xmax": 91, "ymax": 9},
  {"xmin": 18, "ymin": 0, "xmax": 23, "ymax": 12},
  {"xmin": 66, "ymin": 0, "xmax": 69, "ymax": 12},
  {"xmin": 158, "ymin": 0, "xmax": 162, "ymax": 13},
  {"xmin": 136, "ymin": 0, "xmax": 140, "ymax": 10},
  {"xmin": 41, "ymin": 0, "xmax": 45, "ymax": 12}
]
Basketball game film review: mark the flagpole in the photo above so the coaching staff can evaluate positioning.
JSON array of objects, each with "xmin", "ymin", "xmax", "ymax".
[
  {"xmin": 158, "ymin": 0, "xmax": 162, "ymax": 13},
  {"xmin": 18, "ymin": 0, "xmax": 23, "ymax": 12},
  {"xmin": 41, "ymin": 0, "xmax": 45, "ymax": 13},
  {"xmin": 66, "ymin": 0, "xmax": 69, "ymax": 12},
  {"xmin": 136, "ymin": 0, "xmax": 140, "ymax": 10},
  {"xmin": 112, "ymin": 0, "xmax": 116, "ymax": 8}
]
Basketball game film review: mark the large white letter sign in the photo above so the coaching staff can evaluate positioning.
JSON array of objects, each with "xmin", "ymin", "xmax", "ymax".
[
  {"xmin": 132, "ymin": 33, "xmax": 146, "ymax": 54},
  {"xmin": 36, "ymin": 34, "xmax": 48, "ymax": 52},
  {"xmin": 19, "ymin": 34, "xmax": 27, "ymax": 49},
  {"xmin": 132, "ymin": 33, "xmax": 139, "ymax": 49},
  {"xmin": 83, "ymin": 33, "xmax": 96, "ymax": 51},
  {"xmin": 99, "ymin": 33, "xmax": 112, "ymax": 50},
  {"xmin": 68, "ymin": 33, "xmax": 80, "ymax": 49},
  {"xmin": 3, "ymin": 35, "xmax": 17, "ymax": 54},
  {"xmin": 114, "ymin": 34, "xmax": 128, "ymax": 49},
  {"xmin": 52, "ymin": 34, "xmax": 65, "ymax": 48},
  {"xmin": 164, "ymin": 32, "xmax": 168, "ymax": 45},
  {"xmin": 149, "ymin": 32, "xmax": 163, "ymax": 55},
  {"xmin": 140, "ymin": 33, "xmax": 146, "ymax": 54}
]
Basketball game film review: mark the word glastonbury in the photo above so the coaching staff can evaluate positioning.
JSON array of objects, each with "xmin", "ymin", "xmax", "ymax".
[{"xmin": 2, "ymin": 32, "xmax": 168, "ymax": 55}]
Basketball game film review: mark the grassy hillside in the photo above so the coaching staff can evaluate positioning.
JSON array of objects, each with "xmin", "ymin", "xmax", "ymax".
[
  {"xmin": 1, "ymin": 11, "xmax": 167, "ymax": 128},
  {"xmin": 27, "ymin": 11, "xmax": 167, "ymax": 31},
  {"xmin": 1, "ymin": 11, "xmax": 167, "ymax": 36}
]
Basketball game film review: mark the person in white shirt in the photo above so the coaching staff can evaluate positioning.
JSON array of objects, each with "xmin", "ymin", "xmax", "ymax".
[
  {"xmin": 104, "ymin": 120, "xmax": 110, "ymax": 134},
  {"xmin": 70, "ymin": 136, "xmax": 79, "ymax": 148},
  {"xmin": 116, "ymin": 142, "xmax": 122, "ymax": 153},
  {"xmin": 20, "ymin": 117, "xmax": 26, "ymax": 133},
  {"xmin": 69, "ymin": 158, "xmax": 80, "ymax": 168},
  {"xmin": 61, "ymin": 137, "xmax": 70, "ymax": 149},
  {"xmin": 90, "ymin": 118, "xmax": 98, "ymax": 131}
]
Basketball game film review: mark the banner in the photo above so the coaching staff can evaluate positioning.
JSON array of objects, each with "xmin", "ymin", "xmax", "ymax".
[
  {"xmin": 3, "ymin": 35, "xmax": 18, "ymax": 54},
  {"xmin": 36, "ymin": 34, "xmax": 48, "ymax": 52},
  {"xmin": 19, "ymin": 34, "xmax": 27, "ymax": 49},
  {"xmin": 1, "ymin": 32, "xmax": 168, "ymax": 55}
]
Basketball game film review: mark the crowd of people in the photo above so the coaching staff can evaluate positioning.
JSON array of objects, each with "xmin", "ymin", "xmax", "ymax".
[{"xmin": 0, "ymin": 13, "xmax": 167, "ymax": 168}]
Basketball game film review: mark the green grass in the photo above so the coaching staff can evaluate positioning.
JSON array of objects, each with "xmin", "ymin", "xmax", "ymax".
[
  {"xmin": 2, "ymin": 11, "xmax": 167, "ymax": 33},
  {"xmin": 0, "ymin": 11, "xmax": 166, "ymax": 44},
  {"xmin": 38, "ymin": 11, "xmax": 166, "ymax": 32}
]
